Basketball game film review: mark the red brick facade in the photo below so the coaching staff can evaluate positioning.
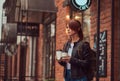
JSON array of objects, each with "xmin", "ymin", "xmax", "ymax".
[
  {"xmin": 90, "ymin": 0, "xmax": 112, "ymax": 81},
  {"xmin": 55, "ymin": 0, "xmax": 69, "ymax": 81},
  {"xmin": 54, "ymin": 0, "xmax": 117, "ymax": 81}
]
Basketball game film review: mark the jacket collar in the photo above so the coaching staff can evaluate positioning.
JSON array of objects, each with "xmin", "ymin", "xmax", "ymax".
[{"xmin": 68, "ymin": 39, "xmax": 82, "ymax": 47}]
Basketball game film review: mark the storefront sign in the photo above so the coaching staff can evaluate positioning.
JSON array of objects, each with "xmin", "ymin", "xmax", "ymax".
[
  {"xmin": 17, "ymin": 23, "xmax": 39, "ymax": 37},
  {"xmin": 71, "ymin": 0, "xmax": 91, "ymax": 11},
  {"xmin": 94, "ymin": 30, "xmax": 107, "ymax": 77}
]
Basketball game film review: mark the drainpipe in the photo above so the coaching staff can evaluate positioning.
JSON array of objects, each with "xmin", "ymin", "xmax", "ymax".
[
  {"xmin": 96, "ymin": 0, "xmax": 100, "ymax": 81},
  {"xmin": 111, "ymin": 0, "xmax": 114, "ymax": 81}
]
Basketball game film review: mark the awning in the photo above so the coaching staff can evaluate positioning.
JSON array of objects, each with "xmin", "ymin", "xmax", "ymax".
[
  {"xmin": 3, "ymin": 0, "xmax": 57, "ymax": 23},
  {"xmin": 21, "ymin": 0, "xmax": 57, "ymax": 13}
]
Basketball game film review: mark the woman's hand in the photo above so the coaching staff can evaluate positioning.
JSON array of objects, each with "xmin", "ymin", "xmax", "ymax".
[{"xmin": 61, "ymin": 56, "xmax": 71, "ymax": 63}]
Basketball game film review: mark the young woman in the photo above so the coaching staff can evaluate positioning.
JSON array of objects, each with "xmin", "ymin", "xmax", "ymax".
[{"xmin": 58, "ymin": 19, "xmax": 91, "ymax": 81}]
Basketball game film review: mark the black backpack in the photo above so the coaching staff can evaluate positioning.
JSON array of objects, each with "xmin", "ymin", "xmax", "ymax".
[
  {"xmin": 79, "ymin": 42, "xmax": 97, "ymax": 81},
  {"xmin": 87, "ymin": 48, "xmax": 97, "ymax": 81}
]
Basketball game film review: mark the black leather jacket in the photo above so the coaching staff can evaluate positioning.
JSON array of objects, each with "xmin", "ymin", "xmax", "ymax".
[{"xmin": 59, "ymin": 40, "xmax": 91, "ymax": 78}]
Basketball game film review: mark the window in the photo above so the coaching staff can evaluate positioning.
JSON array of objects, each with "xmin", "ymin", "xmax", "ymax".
[
  {"xmin": 43, "ymin": 21, "xmax": 56, "ymax": 80},
  {"xmin": 71, "ymin": 9, "xmax": 91, "ymax": 42}
]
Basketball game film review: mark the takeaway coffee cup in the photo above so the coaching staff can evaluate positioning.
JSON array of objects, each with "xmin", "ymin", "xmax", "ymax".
[
  {"xmin": 56, "ymin": 50, "xmax": 62, "ymax": 60},
  {"xmin": 61, "ymin": 52, "xmax": 68, "ymax": 57}
]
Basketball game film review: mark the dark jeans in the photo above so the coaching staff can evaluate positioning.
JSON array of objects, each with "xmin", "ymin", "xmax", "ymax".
[{"xmin": 65, "ymin": 69, "xmax": 87, "ymax": 81}]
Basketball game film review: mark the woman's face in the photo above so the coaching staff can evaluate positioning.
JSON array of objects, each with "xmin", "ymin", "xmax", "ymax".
[{"xmin": 65, "ymin": 25, "xmax": 76, "ymax": 37}]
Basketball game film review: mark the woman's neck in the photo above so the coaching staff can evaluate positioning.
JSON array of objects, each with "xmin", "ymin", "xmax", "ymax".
[{"xmin": 71, "ymin": 34, "xmax": 80, "ymax": 43}]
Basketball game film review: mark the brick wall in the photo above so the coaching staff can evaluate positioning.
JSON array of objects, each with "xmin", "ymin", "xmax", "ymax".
[
  {"xmin": 36, "ymin": 25, "xmax": 44, "ymax": 81},
  {"xmin": 55, "ymin": 0, "xmax": 68, "ymax": 81},
  {"xmin": 90, "ymin": 0, "xmax": 112, "ymax": 81}
]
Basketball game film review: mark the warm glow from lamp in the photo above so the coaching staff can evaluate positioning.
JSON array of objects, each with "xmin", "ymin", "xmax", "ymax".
[
  {"xmin": 74, "ymin": 16, "xmax": 81, "ymax": 20},
  {"xmin": 66, "ymin": 15, "xmax": 70, "ymax": 21}
]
